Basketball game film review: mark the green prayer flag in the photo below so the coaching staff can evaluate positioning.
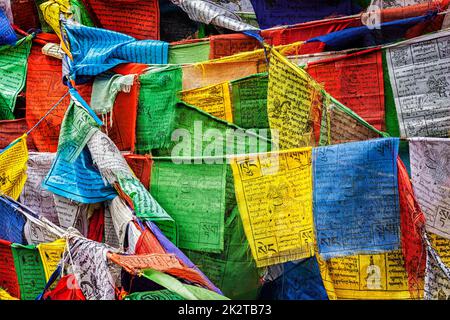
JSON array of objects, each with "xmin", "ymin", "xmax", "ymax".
[
  {"xmin": 142, "ymin": 269, "xmax": 229, "ymax": 300},
  {"xmin": 70, "ymin": 0, "xmax": 95, "ymax": 27},
  {"xmin": 136, "ymin": 66, "xmax": 183, "ymax": 153},
  {"xmin": 154, "ymin": 102, "xmax": 273, "ymax": 159},
  {"xmin": 150, "ymin": 161, "xmax": 227, "ymax": 253},
  {"xmin": 58, "ymin": 101, "xmax": 99, "ymax": 163},
  {"xmin": 168, "ymin": 41, "xmax": 211, "ymax": 64},
  {"xmin": 230, "ymin": 72, "xmax": 270, "ymax": 130},
  {"xmin": 118, "ymin": 175, "xmax": 176, "ymax": 243},
  {"xmin": 11, "ymin": 243, "xmax": 47, "ymax": 300},
  {"xmin": 124, "ymin": 289, "xmax": 185, "ymax": 300},
  {"xmin": 0, "ymin": 36, "xmax": 32, "ymax": 120},
  {"xmin": 185, "ymin": 204, "xmax": 263, "ymax": 300}
]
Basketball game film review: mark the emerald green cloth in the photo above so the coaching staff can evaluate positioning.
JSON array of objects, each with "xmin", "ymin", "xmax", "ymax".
[
  {"xmin": 168, "ymin": 41, "xmax": 210, "ymax": 64},
  {"xmin": 11, "ymin": 244, "xmax": 47, "ymax": 300},
  {"xmin": 150, "ymin": 161, "xmax": 227, "ymax": 253},
  {"xmin": 57, "ymin": 101, "xmax": 99, "ymax": 163},
  {"xmin": 136, "ymin": 66, "xmax": 183, "ymax": 153},
  {"xmin": 0, "ymin": 36, "xmax": 32, "ymax": 120},
  {"xmin": 230, "ymin": 72, "xmax": 270, "ymax": 130},
  {"xmin": 142, "ymin": 269, "xmax": 229, "ymax": 300}
]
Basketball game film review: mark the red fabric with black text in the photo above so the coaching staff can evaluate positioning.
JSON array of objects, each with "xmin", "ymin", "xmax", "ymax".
[
  {"xmin": 0, "ymin": 239, "xmax": 20, "ymax": 299},
  {"xmin": 124, "ymin": 154, "xmax": 153, "ymax": 189},
  {"xmin": 209, "ymin": 16, "xmax": 360, "ymax": 59},
  {"xmin": 397, "ymin": 158, "xmax": 426, "ymax": 298},
  {"xmin": 25, "ymin": 35, "xmax": 92, "ymax": 152},
  {"xmin": 43, "ymin": 275, "xmax": 86, "ymax": 300},
  {"xmin": 82, "ymin": 0, "xmax": 160, "ymax": 40},
  {"xmin": 0, "ymin": 119, "xmax": 36, "ymax": 151},
  {"xmin": 307, "ymin": 48, "xmax": 385, "ymax": 130}
]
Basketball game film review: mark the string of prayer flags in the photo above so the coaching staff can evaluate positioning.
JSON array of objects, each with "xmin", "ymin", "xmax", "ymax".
[
  {"xmin": 0, "ymin": 196, "xmax": 26, "ymax": 244},
  {"xmin": 409, "ymin": 138, "xmax": 450, "ymax": 239},
  {"xmin": 0, "ymin": 134, "xmax": 28, "ymax": 200},
  {"xmin": 63, "ymin": 24, "xmax": 169, "ymax": 82},
  {"xmin": 231, "ymin": 148, "xmax": 315, "ymax": 267},
  {"xmin": 150, "ymin": 161, "xmax": 227, "ymax": 253},
  {"xmin": 136, "ymin": 66, "xmax": 182, "ymax": 153},
  {"xmin": 267, "ymin": 48, "xmax": 322, "ymax": 149},
  {"xmin": 385, "ymin": 30, "xmax": 450, "ymax": 137},
  {"xmin": 307, "ymin": 48, "xmax": 385, "ymax": 130},
  {"xmin": 249, "ymin": 0, "xmax": 361, "ymax": 29},
  {"xmin": 313, "ymin": 138, "xmax": 401, "ymax": 259},
  {"xmin": 81, "ymin": 0, "xmax": 160, "ymax": 40},
  {"xmin": 0, "ymin": 36, "xmax": 32, "ymax": 120},
  {"xmin": 11, "ymin": 243, "xmax": 47, "ymax": 300}
]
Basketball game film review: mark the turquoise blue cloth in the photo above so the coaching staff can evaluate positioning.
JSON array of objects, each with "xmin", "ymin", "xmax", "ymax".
[
  {"xmin": 42, "ymin": 148, "xmax": 117, "ymax": 204},
  {"xmin": 64, "ymin": 24, "xmax": 169, "ymax": 83},
  {"xmin": 313, "ymin": 138, "xmax": 401, "ymax": 259}
]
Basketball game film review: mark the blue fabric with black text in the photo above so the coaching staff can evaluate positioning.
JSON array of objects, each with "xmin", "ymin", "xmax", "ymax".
[
  {"xmin": 259, "ymin": 257, "xmax": 329, "ymax": 300},
  {"xmin": 313, "ymin": 138, "xmax": 401, "ymax": 259},
  {"xmin": 64, "ymin": 24, "xmax": 169, "ymax": 83},
  {"xmin": 42, "ymin": 148, "xmax": 117, "ymax": 204},
  {"xmin": 0, "ymin": 196, "xmax": 26, "ymax": 244},
  {"xmin": 0, "ymin": 9, "xmax": 17, "ymax": 45}
]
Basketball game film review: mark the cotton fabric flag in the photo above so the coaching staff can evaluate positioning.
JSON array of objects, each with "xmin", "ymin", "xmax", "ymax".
[
  {"xmin": 313, "ymin": 138, "xmax": 401, "ymax": 259},
  {"xmin": 231, "ymin": 148, "xmax": 315, "ymax": 267},
  {"xmin": 0, "ymin": 8, "xmax": 16, "ymax": 45},
  {"xmin": 0, "ymin": 36, "xmax": 32, "ymax": 120},
  {"xmin": 63, "ymin": 24, "xmax": 168, "ymax": 82},
  {"xmin": 0, "ymin": 134, "xmax": 28, "ymax": 200},
  {"xmin": 0, "ymin": 239, "xmax": 20, "ymax": 299},
  {"xmin": 0, "ymin": 196, "xmax": 26, "ymax": 244}
]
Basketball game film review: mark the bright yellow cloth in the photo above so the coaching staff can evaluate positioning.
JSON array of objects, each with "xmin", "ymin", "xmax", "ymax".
[{"xmin": 0, "ymin": 134, "xmax": 28, "ymax": 200}]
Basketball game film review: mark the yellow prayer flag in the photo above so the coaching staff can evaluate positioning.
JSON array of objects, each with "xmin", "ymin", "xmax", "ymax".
[
  {"xmin": 318, "ymin": 251, "xmax": 411, "ymax": 300},
  {"xmin": 0, "ymin": 288, "xmax": 19, "ymax": 300},
  {"xmin": 231, "ymin": 148, "xmax": 314, "ymax": 267},
  {"xmin": 40, "ymin": 0, "xmax": 72, "ymax": 57},
  {"xmin": 0, "ymin": 134, "xmax": 28, "ymax": 200},
  {"xmin": 429, "ymin": 233, "xmax": 450, "ymax": 267},
  {"xmin": 37, "ymin": 238, "xmax": 66, "ymax": 281},
  {"xmin": 181, "ymin": 82, "xmax": 233, "ymax": 122},
  {"xmin": 267, "ymin": 49, "xmax": 322, "ymax": 149}
]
